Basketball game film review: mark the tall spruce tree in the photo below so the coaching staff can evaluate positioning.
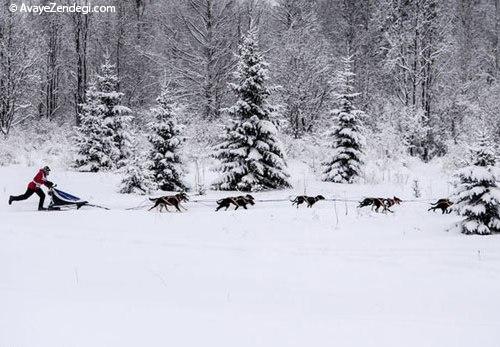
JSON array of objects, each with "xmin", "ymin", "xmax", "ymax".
[
  {"xmin": 213, "ymin": 26, "xmax": 290, "ymax": 191},
  {"xmin": 74, "ymin": 82, "xmax": 117, "ymax": 172},
  {"xmin": 322, "ymin": 56, "xmax": 365, "ymax": 183},
  {"xmin": 96, "ymin": 56, "xmax": 132, "ymax": 168},
  {"xmin": 452, "ymin": 135, "xmax": 500, "ymax": 235},
  {"xmin": 74, "ymin": 56, "xmax": 132, "ymax": 171},
  {"xmin": 147, "ymin": 86, "xmax": 187, "ymax": 191}
]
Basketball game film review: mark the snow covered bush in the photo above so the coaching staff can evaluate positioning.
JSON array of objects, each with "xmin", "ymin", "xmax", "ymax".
[
  {"xmin": 452, "ymin": 136, "xmax": 500, "ymax": 235},
  {"xmin": 322, "ymin": 56, "xmax": 365, "ymax": 183},
  {"xmin": 120, "ymin": 162, "xmax": 154, "ymax": 194},
  {"xmin": 119, "ymin": 138, "xmax": 155, "ymax": 195},
  {"xmin": 0, "ymin": 119, "xmax": 73, "ymax": 167},
  {"xmin": 74, "ymin": 56, "xmax": 132, "ymax": 172},
  {"xmin": 147, "ymin": 86, "xmax": 187, "ymax": 192},
  {"xmin": 212, "ymin": 25, "xmax": 291, "ymax": 191}
]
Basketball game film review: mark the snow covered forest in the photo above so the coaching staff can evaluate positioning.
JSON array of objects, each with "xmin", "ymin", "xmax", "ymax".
[
  {"xmin": 1, "ymin": 1, "xmax": 500, "ymax": 346},
  {"xmin": 1, "ymin": 0, "xmax": 499, "ymax": 160}
]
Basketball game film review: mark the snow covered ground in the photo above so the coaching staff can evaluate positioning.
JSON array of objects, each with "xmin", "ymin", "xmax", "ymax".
[{"xmin": 1, "ymin": 162, "xmax": 499, "ymax": 347}]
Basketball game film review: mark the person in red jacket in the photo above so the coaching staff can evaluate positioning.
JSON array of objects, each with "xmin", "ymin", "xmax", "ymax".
[{"xmin": 9, "ymin": 166, "xmax": 54, "ymax": 211}]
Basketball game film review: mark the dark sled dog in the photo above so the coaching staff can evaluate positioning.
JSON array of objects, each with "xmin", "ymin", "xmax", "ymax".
[
  {"xmin": 358, "ymin": 197, "xmax": 396, "ymax": 213},
  {"xmin": 149, "ymin": 192, "xmax": 189, "ymax": 212},
  {"xmin": 215, "ymin": 194, "xmax": 255, "ymax": 211},
  {"xmin": 428, "ymin": 198, "xmax": 453, "ymax": 214},
  {"xmin": 291, "ymin": 195, "xmax": 325, "ymax": 208}
]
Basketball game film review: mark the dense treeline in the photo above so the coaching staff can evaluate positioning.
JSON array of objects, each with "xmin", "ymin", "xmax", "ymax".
[{"xmin": 1, "ymin": 0, "xmax": 499, "ymax": 161}]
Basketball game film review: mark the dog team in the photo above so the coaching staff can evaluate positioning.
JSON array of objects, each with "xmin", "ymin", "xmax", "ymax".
[{"xmin": 147, "ymin": 192, "xmax": 453, "ymax": 214}]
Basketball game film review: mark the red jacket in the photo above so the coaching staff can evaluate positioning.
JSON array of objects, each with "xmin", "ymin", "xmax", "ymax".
[{"xmin": 28, "ymin": 169, "xmax": 49, "ymax": 190}]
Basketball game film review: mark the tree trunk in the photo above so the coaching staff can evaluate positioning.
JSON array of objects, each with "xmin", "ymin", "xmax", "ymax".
[
  {"xmin": 73, "ymin": 13, "xmax": 90, "ymax": 125},
  {"xmin": 496, "ymin": 0, "xmax": 500, "ymax": 75}
]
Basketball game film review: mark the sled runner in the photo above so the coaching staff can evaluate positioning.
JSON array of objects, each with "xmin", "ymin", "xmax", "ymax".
[{"xmin": 48, "ymin": 187, "xmax": 109, "ymax": 210}]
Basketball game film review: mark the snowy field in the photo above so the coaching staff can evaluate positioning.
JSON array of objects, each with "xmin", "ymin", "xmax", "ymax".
[{"xmin": 1, "ymin": 163, "xmax": 499, "ymax": 347}]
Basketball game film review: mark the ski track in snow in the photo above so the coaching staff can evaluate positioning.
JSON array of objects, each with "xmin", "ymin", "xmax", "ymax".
[{"xmin": 0, "ymin": 164, "xmax": 499, "ymax": 347}]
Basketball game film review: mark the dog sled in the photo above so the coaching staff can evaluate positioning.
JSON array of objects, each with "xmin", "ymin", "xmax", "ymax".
[{"xmin": 48, "ymin": 187, "xmax": 109, "ymax": 210}]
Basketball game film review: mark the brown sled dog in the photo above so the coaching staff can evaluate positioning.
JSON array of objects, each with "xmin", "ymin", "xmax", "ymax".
[
  {"xmin": 291, "ymin": 195, "xmax": 325, "ymax": 208},
  {"xmin": 428, "ymin": 198, "xmax": 453, "ymax": 214},
  {"xmin": 358, "ymin": 197, "xmax": 395, "ymax": 213},
  {"xmin": 149, "ymin": 192, "xmax": 189, "ymax": 212},
  {"xmin": 216, "ymin": 194, "xmax": 255, "ymax": 211}
]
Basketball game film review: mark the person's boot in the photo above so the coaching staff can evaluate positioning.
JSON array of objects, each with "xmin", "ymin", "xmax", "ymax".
[
  {"xmin": 8, "ymin": 196, "xmax": 13, "ymax": 205},
  {"xmin": 38, "ymin": 206, "xmax": 47, "ymax": 211}
]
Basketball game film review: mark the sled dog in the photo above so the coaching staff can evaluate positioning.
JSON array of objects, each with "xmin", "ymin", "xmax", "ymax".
[
  {"xmin": 149, "ymin": 192, "xmax": 189, "ymax": 212},
  {"xmin": 291, "ymin": 195, "xmax": 325, "ymax": 208},
  {"xmin": 215, "ymin": 194, "xmax": 255, "ymax": 211}
]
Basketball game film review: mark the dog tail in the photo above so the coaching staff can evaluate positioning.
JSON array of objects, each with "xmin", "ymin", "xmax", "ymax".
[
  {"xmin": 216, "ymin": 199, "xmax": 224, "ymax": 204},
  {"xmin": 149, "ymin": 197, "xmax": 160, "ymax": 202}
]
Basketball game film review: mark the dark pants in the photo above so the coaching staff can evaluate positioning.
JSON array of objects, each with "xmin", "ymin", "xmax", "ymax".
[{"xmin": 11, "ymin": 188, "xmax": 45, "ymax": 210}]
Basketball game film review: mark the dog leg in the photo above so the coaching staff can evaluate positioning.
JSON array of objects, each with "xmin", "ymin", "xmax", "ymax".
[{"xmin": 149, "ymin": 200, "xmax": 159, "ymax": 211}]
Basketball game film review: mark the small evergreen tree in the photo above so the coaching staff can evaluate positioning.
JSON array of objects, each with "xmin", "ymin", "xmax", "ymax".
[
  {"xmin": 74, "ymin": 82, "xmax": 117, "ymax": 172},
  {"xmin": 213, "ymin": 26, "xmax": 291, "ymax": 191},
  {"xmin": 322, "ymin": 56, "xmax": 365, "ymax": 183},
  {"xmin": 119, "ymin": 138, "xmax": 155, "ymax": 195},
  {"xmin": 452, "ymin": 135, "xmax": 500, "ymax": 235},
  {"xmin": 96, "ymin": 55, "xmax": 132, "ymax": 168},
  {"xmin": 147, "ymin": 86, "xmax": 187, "ymax": 191}
]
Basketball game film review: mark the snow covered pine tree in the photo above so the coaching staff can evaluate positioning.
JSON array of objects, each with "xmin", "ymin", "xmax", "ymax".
[
  {"xmin": 74, "ymin": 55, "xmax": 132, "ymax": 171},
  {"xmin": 213, "ymin": 26, "xmax": 290, "ymax": 191},
  {"xmin": 322, "ymin": 56, "xmax": 365, "ymax": 183},
  {"xmin": 452, "ymin": 135, "xmax": 500, "ymax": 235},
  {"xmin": 74, "ymin": 82, "xmax": 116, "ymax": 172},
  {"xmin": 147, "ymin": 86, "xmax": 187, "ymax": 191},
  {"xmin": 97, "ymin": 56, "xmax": 132, "ymax": 168}
]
